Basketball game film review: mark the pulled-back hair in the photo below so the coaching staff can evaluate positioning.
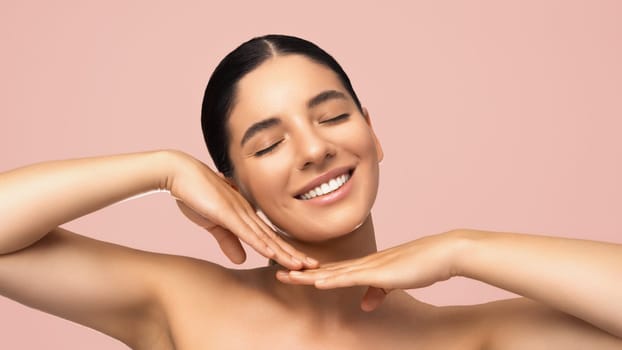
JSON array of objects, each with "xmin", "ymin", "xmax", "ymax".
[{"xmin": 201, "ymin": 34, "xmax": 363, "ymax": 177}]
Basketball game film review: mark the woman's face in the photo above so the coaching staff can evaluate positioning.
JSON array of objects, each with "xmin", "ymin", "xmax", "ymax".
[{"xmin": 226, "ymin": 54, "xmax": 383, "ymax": 242}]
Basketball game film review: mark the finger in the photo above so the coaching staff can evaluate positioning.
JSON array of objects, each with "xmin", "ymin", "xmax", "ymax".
[
  {"xmin": 176, "ymin": 200, "xmax": 214, "ymax": 228},
  {"xmin": 313, "ymin": 267, "xmax": 376, "ymax": 289},
  {"xmin": 239, "ymin": 201, "xmax": 318, "ymax": 269},
  {"xmin": 230, "ymin": 189, "xmax": 317, "ymax": 269},
  {"xmin": 277, "ymin": 268, "xmax": 354, "ymax": 286},
  {"xmin": 282, "ymin": 265, "xmax": 360, "ymax": 287},
  {"xmin": 315, "ymin": 257, "xmax": 367, "ymax": 271},
  {"xmin": 209, "ymin": 226, "xmax": 247, "ymax": 264},
  {"xmin": 254, "ymin": 220, "xmax": 318, "ymax": 268},
  {"xmin": 287, "ymin": 260, "xmax": 367, "ymax": 279},
  {"xmin": 234, "ymin": 209, "xmax": 306, "ymax": 270},
  {"xmin": 274, "ymin": 237, "xmax": 319, "ymax": 269},
  {"xmin": 222, "ymin": 211, "xmax": 276, "ymax": 260},
  {"xmin": 276, "ymin": 269, "xmax": 334, "ymax": 285},
  {"xmin": 239, "ymin": 210, "xmax": 303, "ymax": 270},
  {"xmin": 276, "ymin": 270, "xmax": 319, "ymax": 285},
  {"xmin": 178, "ymin": 200, "xmax": 271, "ymax": 263},
  {"xmin": 249, "ymin": 213, "xmax": 317, "ymax": 269},
  {"xmin": 177, "ymin": 200, "xmax": 249, "ymax": 263},
  {"xmin": 278, "ymin": 263, "xmax": 357, "ymax": 283},
  {"xmin": 361, "ymin": 287, "xmax": 388, "ymax": 312},
  {"xmin": 275, "ymin": 270, "xmax": 302, "ymax": 284}
]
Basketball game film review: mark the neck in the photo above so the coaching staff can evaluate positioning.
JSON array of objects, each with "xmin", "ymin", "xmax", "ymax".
[
  {"xmin": 269, "ymin": 214, "xmax": 380, "ymax": 323},
  {"xmin": 283, "ymin": 213, "xmax": 378, "ymax": 265}
]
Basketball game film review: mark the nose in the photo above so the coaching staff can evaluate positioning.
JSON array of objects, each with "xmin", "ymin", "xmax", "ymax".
[{"xmin": 295, "ymin": 126, "xmax": 336, "ymax": 171}]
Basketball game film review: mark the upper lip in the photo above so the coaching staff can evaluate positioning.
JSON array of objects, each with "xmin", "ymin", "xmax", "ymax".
[{"xmin": 294, "ymin": 166, "xmax": 354, "ymax": 198}]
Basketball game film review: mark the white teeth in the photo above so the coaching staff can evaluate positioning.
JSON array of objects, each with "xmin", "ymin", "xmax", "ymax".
[
  {"xmin": 321, "ymin": 183, "xmax": 330, "ymax": 193},
  {"xmin": 298, "ymin": 172, "xmax": 351, "ymax": 200}
]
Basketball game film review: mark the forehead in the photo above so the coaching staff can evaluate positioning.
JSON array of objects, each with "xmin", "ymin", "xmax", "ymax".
[{"xmin": 228, "ymin": 54, "xmax": 348, "ymax": 135}]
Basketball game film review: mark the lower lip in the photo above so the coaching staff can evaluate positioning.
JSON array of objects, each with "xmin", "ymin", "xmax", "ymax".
[{"xmin": 298, "ymin": 171, "xmax": 354, "ymax": 206}]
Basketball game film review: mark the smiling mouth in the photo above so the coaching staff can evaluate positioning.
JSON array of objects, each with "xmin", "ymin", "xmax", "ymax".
[{"xmin": 295, "ymin": 169, "xmax": 354, "ymax": 200}]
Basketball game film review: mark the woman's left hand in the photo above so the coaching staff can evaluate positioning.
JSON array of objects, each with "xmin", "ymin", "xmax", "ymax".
[{"xmin": 276, "ymin": 230, "xmax": 466, "ymax": 311}]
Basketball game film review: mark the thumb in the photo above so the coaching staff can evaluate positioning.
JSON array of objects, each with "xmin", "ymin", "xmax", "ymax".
[
  {"xmin": 360, "ymin": 287, "xmax": 389, "ymax": 312},
  {"xmin": 209, "ymin": 226, "xmax": 247, "ymax": 264}
]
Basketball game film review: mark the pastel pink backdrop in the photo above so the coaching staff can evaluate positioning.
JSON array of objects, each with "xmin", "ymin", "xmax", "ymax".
[{"xmin": 1, "ymin": 1, "xmax": 621, "ymax": 348}]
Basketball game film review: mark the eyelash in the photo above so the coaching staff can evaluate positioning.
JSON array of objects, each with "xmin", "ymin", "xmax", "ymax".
[
  {"xmin": 253, "ymin": 114, "xmax": 350, "ymax": 157},
  {"xmin": 321, "ymin": 113, "xmax": 350, "ymax": 124},
  {"xmin": 254, "ymin": 139, "xmax": 283, "ymax": 157}
]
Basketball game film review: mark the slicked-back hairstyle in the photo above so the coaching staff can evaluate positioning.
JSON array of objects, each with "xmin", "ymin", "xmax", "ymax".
[{"xmin": 201, "ymin": 34, "xmax": 363, "ymax": 177}]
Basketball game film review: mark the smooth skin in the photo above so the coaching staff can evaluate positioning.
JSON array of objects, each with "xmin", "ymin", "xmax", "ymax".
[{"xmin": 1, "ymin": 54, "xmax": 622, "ymax": 349}]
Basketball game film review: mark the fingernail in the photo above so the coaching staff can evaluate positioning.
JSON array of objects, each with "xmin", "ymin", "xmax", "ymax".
[{"xmin": 306, "ymin": 257, "xmax": 319, "ymax": 265}]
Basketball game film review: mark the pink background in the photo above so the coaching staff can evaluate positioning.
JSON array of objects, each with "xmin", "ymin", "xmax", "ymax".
[{"xmin": 1, "ymin": 1, "xmax": 621, "ymax": 348}]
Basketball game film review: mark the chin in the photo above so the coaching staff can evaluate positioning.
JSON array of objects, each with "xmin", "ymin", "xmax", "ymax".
[
  {"xmin": 271, "ymin": 207, "xmax": 372, "ymax": 243},
  {"xmin": 259, "ymin": 165, "xmax": 379, "ymax": 242}
]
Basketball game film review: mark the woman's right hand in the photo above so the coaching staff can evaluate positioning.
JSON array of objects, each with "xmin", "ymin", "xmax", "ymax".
[{"xmin": 166, "ymin": 151, "xmax": 317, "ymax": 270}]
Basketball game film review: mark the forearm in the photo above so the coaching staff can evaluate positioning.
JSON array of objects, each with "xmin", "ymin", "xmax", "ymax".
[
  {"xmin": 0, "ymin": 150, "xmax": 180, "ymax": 254},
  {"xmin": 454, "ymin": 229, "xmax": 622, "ymax": 337}
]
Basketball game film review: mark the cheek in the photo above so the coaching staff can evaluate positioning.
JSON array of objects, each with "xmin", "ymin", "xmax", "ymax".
[
  {"xmin": 240, "ymin": 155, "xmax": 292, "ymax": 209},
  {"xmin": 342, "ymin": 123, "xmax": 379, "ymax": 160}
]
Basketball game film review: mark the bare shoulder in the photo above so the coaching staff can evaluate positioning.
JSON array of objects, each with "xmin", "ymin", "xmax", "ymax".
[
  {"xmin": 148, "ymin": 260, "xmax": 280, "ymax": 349},
  {"xmin": 152, "ymin": 260, "xmax": 276, "ymax": 316},
  {"xmin": 150, "ymin": 250, "xmax": 239, "ymax": 290},
  {"xmin": 98, "ymin": 239, "xmax": 254, "ymax": 349},
  {"xmin": 0, "ymin": 227, "xmax": 241, "ymax": 350},
  {"xmin": 472, "ymin": 297, "xmax": 622, "ymax": 350}
]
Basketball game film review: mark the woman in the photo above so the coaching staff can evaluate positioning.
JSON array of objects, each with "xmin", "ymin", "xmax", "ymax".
[{"xmin": 1, "ymin": 34, "xmax": 621, "ymax": 349}]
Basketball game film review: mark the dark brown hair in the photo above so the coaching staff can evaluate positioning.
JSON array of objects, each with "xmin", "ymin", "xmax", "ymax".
[{"xmin": 201, "ymin": 34, "xmax": 363, "ymax": 177}]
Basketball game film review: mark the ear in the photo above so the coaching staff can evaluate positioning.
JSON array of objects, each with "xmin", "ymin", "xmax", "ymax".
[{"xmin": 362, "ymin": 107, "xmax": 384, "ymax": 163}]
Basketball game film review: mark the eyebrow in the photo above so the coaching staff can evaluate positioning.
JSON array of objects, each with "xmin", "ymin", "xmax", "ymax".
[
  {"xmin": 240, "ymin": 89, "xmax": 348, "ymax": 146},
  {"xmin": 240, "ymin": 117, "xmax": 281, "ymax": 147},
  {"xmin": 307, "ymin": 89, "xmax": 347, "ymax": 109}
]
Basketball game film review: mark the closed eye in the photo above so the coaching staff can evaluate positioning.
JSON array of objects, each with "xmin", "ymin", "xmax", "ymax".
[
  {"xmin": 254, "ymin": 139, "xmax": 283, "ymax": 157},
  {"xmin": 321, "ymin": 113, "xmax": 350, "ymax": 124}
]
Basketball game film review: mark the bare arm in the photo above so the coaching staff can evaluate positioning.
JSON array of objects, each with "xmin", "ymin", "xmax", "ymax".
[
  {"xmin": 280, "ymin": 229, "xmax": 622, "ymax": 341},
  {"xmin": 0, "ymin": 150, "xmax": 311, "ymax": 263},
  {"xmin": 480, "ymin": 298, "xmax": 622, "ymax": 350},
  {"xmin": 0, "ymin": 151, "xmax": 172, "ymax": 254},
  {"xmin": 0, "ymin": 226, "xmax": 178, "ymax": 348},
  {"xmin": 0, "ymin": 151, "xmax": 174, "ymax": 346},
  {"xmin": 455, "ymin": 229, "xmax": 622, "ymax": 338},
  {"xmin": 0, "ymin": 150, "xmax": 312, "ymax": 347}
]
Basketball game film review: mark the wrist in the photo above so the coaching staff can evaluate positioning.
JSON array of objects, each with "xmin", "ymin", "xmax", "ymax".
[
  {"xmin": 149, "ymin": 149, "xmax": 192, "ymax": 192},
  {"xmin": 446, "ymin": 228, "xmax": 487, "ymax": 278}
]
